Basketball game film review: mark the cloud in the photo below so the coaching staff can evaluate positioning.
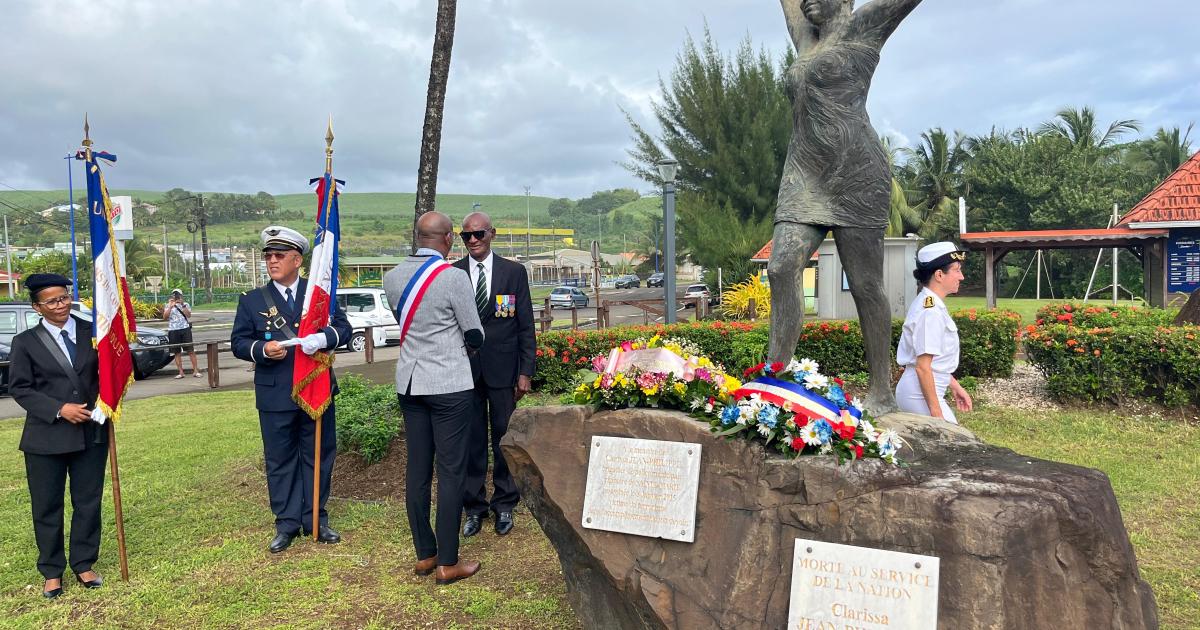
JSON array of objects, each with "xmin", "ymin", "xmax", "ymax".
[{"xmin": 1, "ymin": 0, "xmax": 1197, "ymax": 199}]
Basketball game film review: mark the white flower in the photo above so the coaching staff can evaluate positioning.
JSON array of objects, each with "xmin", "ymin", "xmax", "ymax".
[
  {"xmin": 818, "ymin": 443, "xmax": 833, "ymax": 455},
  {"xmin": 801, "ymin": 423, "xmax": 823, "ymax": 446},
  {"xmin": 785, "ymin": 358, "xmax": 804, "ymax": 373},
  {"xmin": 797, "ymin": 358, "xmax": 820, "ymax": 374},
  {"xmin": 737, "ymin": 404, "xmax": 754, "ymax": 425},
  {"xmin": 876, "ymin": 429, "xmax": 904, "ymax": 454},
  {"xmin": 703, "ymin": 401, "xmax": 714, "ymax": 414},
  {"xmin": 757, "ymin": 423, "xmax": 773, "ymax": 437},
  {"xmin": 850, "ymin": 397, "xmax": 865, "ymax": 412},
  {"xmin": 803, "ymin": 373, "xmax": 829, "ymax": 391},
  {"xmin": 859, "ymin": 419, "xmax": 875, "ymax": 438},
  {"xmin": 689, "ymin": 397, "xmax": 704, "ymax": 411}
]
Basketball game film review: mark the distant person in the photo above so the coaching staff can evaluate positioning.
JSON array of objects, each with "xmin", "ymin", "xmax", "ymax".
[
  {"xmin": 453, "ymin": 211, "xmax": 535, "ymax": 538},
  {"xmin": 895, "ymin": 242, "xmax": 973, "ymax": 423},
  {"xmin": 384, "ymin": 211, "xmax": 484, "ymax": 585},
  {"xmin": 163, "ymin": 288, "xmax": 201, "ymax": 378},
  {"xmin": 9, "ymin": 274, "xmax": 106, "ymax": 599},
  {"xmin": 230, "ymin": 226, "xmax": 352, "ymax": 553}
]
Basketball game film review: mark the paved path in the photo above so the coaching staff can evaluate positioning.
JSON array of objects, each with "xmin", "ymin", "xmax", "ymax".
[{"xmin": 0, "ymin": 345, "xmax": 402, "ymax": 421}]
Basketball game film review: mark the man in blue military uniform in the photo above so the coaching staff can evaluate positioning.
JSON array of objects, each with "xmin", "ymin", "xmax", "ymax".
[{"xmin": 231, "ymin": 226, "xmax": 353, "ymax": 553}]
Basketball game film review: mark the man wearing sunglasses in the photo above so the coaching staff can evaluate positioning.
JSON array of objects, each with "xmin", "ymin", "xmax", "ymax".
[
  {"xmin": 453, "ymin": 212, "xmax": 535, "ymax": 539},
  {"xmin": 230, "ymin": 225, "xmax": 352, "ymax": 554}
]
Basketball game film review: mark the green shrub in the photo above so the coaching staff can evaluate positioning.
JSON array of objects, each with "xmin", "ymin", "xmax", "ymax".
[
  {"xmin": 1025, "ymin": 323, "xmax": 1200, "ymax": 406},
  {"xmin": 335, "ymin": 374, "xmax": 403, "ymax": 464},
  {"xmin": 532, "ymin": 312, "xmax": 1020, "ymax": 393},
  {"xmin": 1034, "ymin": 302, "xmax": 1175, "ymax": 329}
]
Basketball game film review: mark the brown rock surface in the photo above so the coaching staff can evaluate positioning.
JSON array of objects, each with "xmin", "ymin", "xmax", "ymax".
[{"xmin": 501, "ymin": 406, "xmax": 1158, "ymax": 629}]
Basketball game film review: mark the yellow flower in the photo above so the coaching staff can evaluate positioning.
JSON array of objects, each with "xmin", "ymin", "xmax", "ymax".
[
  {"xmin": 723, "ymin": 377, "xmax": 742, "ymax": 392},
  {"xmin": 698, "ymin": 357, "xmax": 713, "ymax": 368},
  {"xmin": 649, "ymin": 334, "xmax": 661, "ymax": 346},
  {"xmin": 642, "ymin": 386, "xmax": 659, "ymax": 396},
  {"xmin": 592, "ymin": 375, "xmax": 603, "ymax": 388},
  {"xmin": 673, "ymin": 382, "xmax": 687, "ymax": 395}
]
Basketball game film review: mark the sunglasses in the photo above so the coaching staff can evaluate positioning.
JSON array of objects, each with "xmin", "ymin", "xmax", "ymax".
[
  {"xmin": 459, "ymin": 230, "xmax": 492, "ymax": 243},
  {"xmin": 262, "ymin": 251, "xmax": 294, "ymax": 260}
]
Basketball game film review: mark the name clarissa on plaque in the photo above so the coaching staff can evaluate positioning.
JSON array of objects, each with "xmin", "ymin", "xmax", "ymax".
[
  {"xmin": 581, "ymin": 436, "xmax": 701, "ymax": 542},
  {"xmin": 788, "ymin": 538, "xmax": 939, "ymax": 630}
]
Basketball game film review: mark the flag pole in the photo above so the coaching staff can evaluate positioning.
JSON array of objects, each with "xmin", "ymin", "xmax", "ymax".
[
  {"xmin": 313, "ymin": 117, "xmax": 334, "ymax": 541},
  {"xmin": 85, "ymin": 116, "xmax": 129, "ymax": 580}
]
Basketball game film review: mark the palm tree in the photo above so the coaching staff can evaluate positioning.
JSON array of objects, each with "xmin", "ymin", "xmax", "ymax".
[
  {"xmin": 1129, "ymin": 124, "xmax": 1195, "ymax": 182},
  {"xmin": 880, "ymin": 135, "xmax": 919, "ymax": 236},
  {"xmin": 1037, "ymin": 106, "xmax": 1141, "ymax": 149},
  {"xmin": 412, "ymin": 0, "xmax": 458, "ymax": 251},
  {"xmin": 900, "ymin": 128, "xmax": 968, "ymax": 232}
]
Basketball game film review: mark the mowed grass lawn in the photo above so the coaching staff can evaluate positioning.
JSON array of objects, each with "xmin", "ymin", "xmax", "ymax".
[
  {"xmin": 0, "ymin": 391, "xmax": 1195, "ymax": 628},
  {"xmin": 962, "ymin": 407, "xmax": 1200, "ymax": 629},
  {"xmin": 0, "ymin": 392, "xmax": 574, "ymax": 630}
]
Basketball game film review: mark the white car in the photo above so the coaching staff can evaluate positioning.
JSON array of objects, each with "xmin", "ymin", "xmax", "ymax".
[
  {"xmin": 683, "ymin": 284, "xmax": 714, "ymax": 307},
  {"xmin": 336, "ymin": 288, "xmax": 400, "ymax": 351}
]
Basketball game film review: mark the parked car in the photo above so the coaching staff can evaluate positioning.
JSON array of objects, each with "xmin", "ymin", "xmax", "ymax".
[
  {"xmin": 647, "ymin": 272, "xmax": 665, "ymax": 288},
  {"xmin": 335, "ymin": 287, "xmax": 400, "ymax": 351},
  {"xmin": 614, "ymin": 274, "xmax": 641, "ymax": 289},
  {"xmin": 683, "ymin": 284, "xmax": 716, "ymax": 307},
  {"xmin": 0, "ymin": 341, "xmax": 9, "ymax": 395},
  {"xmin": 549, "ymin": 286, "xmax": 589, "ymax": 309},
  {"xmin": 0, "ymin": 302, "xmax": 173, "ymax": 380}
]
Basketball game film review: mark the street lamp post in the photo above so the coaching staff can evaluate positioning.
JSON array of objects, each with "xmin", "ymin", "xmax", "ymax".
[
  {"xmin": 657, "ymin": 158, "xmax": 679, "ymax": 324},
  {"xmin": 524, "ymin": 185, "xmax": 532, "ymax": 260}
]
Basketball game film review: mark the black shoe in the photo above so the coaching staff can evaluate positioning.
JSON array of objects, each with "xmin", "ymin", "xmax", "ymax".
[
  {"xmin": 269, "ymin": 529, "xmax": 300, "ymax": 553},
  {"xmin": 75, "ymin": 573, "xmax": 103, "ymax": 589},
  {"xmin": 495, "ymin": 511, "xmax": 514, "ymax": 536},
  {"xmin": 43, "ymin": 579, "xmax": 63, "ymax": 599},
  {"xmin": 462, "ymin": 514, "xmax": 483, "ymax": 538},
  {"xmin": 311, "ymin": 525, "xmax": 340, "ymax": 544}
]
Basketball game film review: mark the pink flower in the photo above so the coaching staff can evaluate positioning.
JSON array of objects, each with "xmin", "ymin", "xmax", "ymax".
[
  {"xmin": 591, "ymin": 355, "xmax": 608, "ymax": 372},
  {"xmin": 620, "ymin": 341, "xmax": 634, "ymax": 352}
]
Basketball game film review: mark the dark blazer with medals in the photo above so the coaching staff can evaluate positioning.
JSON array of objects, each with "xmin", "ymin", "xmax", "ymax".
[
  {"xmin": 230, "ymin": 278, "xmax": 353, "ymax": 412},
  {"xmin": 10, "ymin": 316, "xmax": 104, "ymax": 455},
  {"xmin": 453, "ymin": 255, "xmax": 536, "ymax": 387}
]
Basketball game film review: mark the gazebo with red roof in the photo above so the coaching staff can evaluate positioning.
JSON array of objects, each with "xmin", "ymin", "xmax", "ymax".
[{"xmin": 961, "ymin": 150, "xmax": 1200, "ymax": 309}]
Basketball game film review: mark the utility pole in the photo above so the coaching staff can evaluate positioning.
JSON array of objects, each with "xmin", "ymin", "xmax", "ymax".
[
  {"xmin": 197, "ymin": 195, "xmax": 213, "ymax": 302},
  {"xmin": 162, "ymin": 222, "xmax": 169, "ymax": 282},
  {"xmin": 524, "ymin": 185, "xmax": 532, "ymax": 260},
  {"xmin": 186, "ymin": 221, "xmax": 198, "ymax": 304},
  {"xmin": 3, "ymin": 215, "xmax": 13, "ymax": 298}
]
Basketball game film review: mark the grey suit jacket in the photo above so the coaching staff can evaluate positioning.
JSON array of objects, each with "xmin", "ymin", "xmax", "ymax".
[{"xmin": 383, "ymin": 254, "xmax": 483, "ymax": 396}]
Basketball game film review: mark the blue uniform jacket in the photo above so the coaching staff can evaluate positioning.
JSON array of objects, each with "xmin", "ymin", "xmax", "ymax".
[{"xmin": 231, "ymin": 278, "xmax": 353, "ymax": 412}]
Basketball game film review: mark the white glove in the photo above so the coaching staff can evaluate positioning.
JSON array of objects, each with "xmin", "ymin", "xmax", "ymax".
[
  {"xmin": 91, "ymin": 407, "xmax": 108, "ymax": 425},
  {"xmin": 298, "ymin": 332, "xmax": 329, "ymax": 355}
]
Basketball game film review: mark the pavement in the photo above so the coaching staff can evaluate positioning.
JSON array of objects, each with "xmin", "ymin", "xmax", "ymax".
[{"xmin": 0, "ymin": 345, "xmax": 403, "ymax": 421}]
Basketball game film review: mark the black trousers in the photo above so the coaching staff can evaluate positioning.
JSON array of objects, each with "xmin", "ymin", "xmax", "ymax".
[
  {"xmin": 24, "ymin": 441, "xmax": 108, "ymax": 579},
  {"xmin": 258, "ymin": 405, "xmax": 336, "ymax": 534},
  {"xmin": 463, "ymin": 384, "xmax": 520, "ymax": 517},
  {"xmin": 398, "ymin": 389, "xmax": 472, "ymax": 567}
]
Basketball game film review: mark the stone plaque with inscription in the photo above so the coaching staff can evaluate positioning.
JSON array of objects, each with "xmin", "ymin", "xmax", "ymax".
[
  {"xmin": 788, "ymin": 538, "xmax": 939, "ymax": 630},
  {"xmin": 581, "ymin": 436, "xmax": 701, "ymax": 542}
]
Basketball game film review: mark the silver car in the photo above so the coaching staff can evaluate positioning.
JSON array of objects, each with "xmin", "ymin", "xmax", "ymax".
[{"xmin": 549, "ymin": 286, "xmax": 589, "ymax": 309}]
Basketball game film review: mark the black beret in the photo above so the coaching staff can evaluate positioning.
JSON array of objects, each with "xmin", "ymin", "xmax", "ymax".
[{"xmin": 25, "ymin": 273, "xmax": 73, "ymax": 295}]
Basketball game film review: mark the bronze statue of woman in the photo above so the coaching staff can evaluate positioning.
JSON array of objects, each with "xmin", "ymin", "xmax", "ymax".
[{"xmin": 769, "ymin": 0, "xmax": 923, "ymax": 413}]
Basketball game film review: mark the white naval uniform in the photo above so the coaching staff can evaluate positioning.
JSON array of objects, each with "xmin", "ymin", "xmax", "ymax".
[{"xmin": 895, "ymin": 287, "xmax": 960, "ymax": 423}]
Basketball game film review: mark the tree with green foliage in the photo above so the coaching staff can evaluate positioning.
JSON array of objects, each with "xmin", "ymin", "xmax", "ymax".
[
  {"xmin": 1126, "ymin": 124, "xmax": 1194, "ymax": 183},
  {"xmin": 1037, "ymin": 106, "xmax": 1141, "ymax": 152},
  {"xmin": 899, "ymin": 128, "xmax": 969, "ymax": 238},
  {"xmin": 623, "ymin": 28, "xmax": 792, "ymax": 273},
  {"xmin": 18, "ymin": 251, "xmax": 74, "ymax": 281}
]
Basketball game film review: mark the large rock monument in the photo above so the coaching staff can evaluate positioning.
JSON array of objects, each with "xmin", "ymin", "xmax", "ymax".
[{"xmin": 501, "ymin": 406, "xmax": 1159, "ymax": 629}]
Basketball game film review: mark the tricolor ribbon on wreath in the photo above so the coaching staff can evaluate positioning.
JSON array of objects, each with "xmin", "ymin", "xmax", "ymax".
[{"xmin": 732, "ymin": 376, "xmax": 862, "ymax": 425}]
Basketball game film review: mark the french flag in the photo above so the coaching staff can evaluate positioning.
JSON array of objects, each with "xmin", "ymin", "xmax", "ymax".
[
  {"xmin": 292, "ymin": 171, "xmax": 341, "ymax": 418},
  {"xmin": 85, "ymin": 149, "xmax": 137, "ymax": 422}
]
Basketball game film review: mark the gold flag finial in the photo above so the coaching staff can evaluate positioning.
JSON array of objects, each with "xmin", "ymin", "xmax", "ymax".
[
  {"xmin": 82, "ymin": 113, "xmax": 93, "ymax": 148},
  {"xmin": 325, "ymin": 115, "xmax": 334, "ymax": 171}
]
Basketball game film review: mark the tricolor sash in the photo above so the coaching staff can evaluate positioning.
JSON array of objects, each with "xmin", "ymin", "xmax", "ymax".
[
  {"xmin": 732, "ymin": 376, "xmax": 861, "ymax": 424},
  {"xmin": 394, "ymin": 255, "xmax": 453, "ymax": 348}
]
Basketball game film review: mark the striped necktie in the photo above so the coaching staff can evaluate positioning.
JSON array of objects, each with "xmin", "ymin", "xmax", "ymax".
[{"xmin": 475, "ymin": 263, "xmax": 489, "ymax": 320}]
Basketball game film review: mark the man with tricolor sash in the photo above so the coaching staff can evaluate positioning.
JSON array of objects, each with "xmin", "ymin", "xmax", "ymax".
[{"xmin": 383, "ymin": 211, "xmax": 485, "ymax": 585}]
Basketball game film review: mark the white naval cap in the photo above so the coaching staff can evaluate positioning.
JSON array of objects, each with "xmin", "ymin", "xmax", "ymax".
[
  {"xmin": 916, "ymin": 241, "xmax": 967, "ymax": 269},
  {"xmin": 260, "ymin": 225, "xmax": 309, "ymax": 254}
]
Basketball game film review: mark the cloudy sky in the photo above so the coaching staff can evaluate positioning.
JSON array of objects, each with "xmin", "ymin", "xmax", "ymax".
[{"xmin": 2, "ymin": 0, "xmax": 1197, "ymax": 200}]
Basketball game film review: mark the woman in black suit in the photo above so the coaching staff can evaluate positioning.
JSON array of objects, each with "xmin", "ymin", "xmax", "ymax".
[{"xmin": 9, "ymin": 274, "xmax": 106, "ymax": 599}]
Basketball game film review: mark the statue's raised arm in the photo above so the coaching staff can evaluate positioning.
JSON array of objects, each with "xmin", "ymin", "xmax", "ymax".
[
  {"xmin": 779, "ymin": 0, "xmax": 819, "ymax": 52},
  {"xmin": 849, "ymin": 0, "xmax": 923, "ymax": 48}
]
